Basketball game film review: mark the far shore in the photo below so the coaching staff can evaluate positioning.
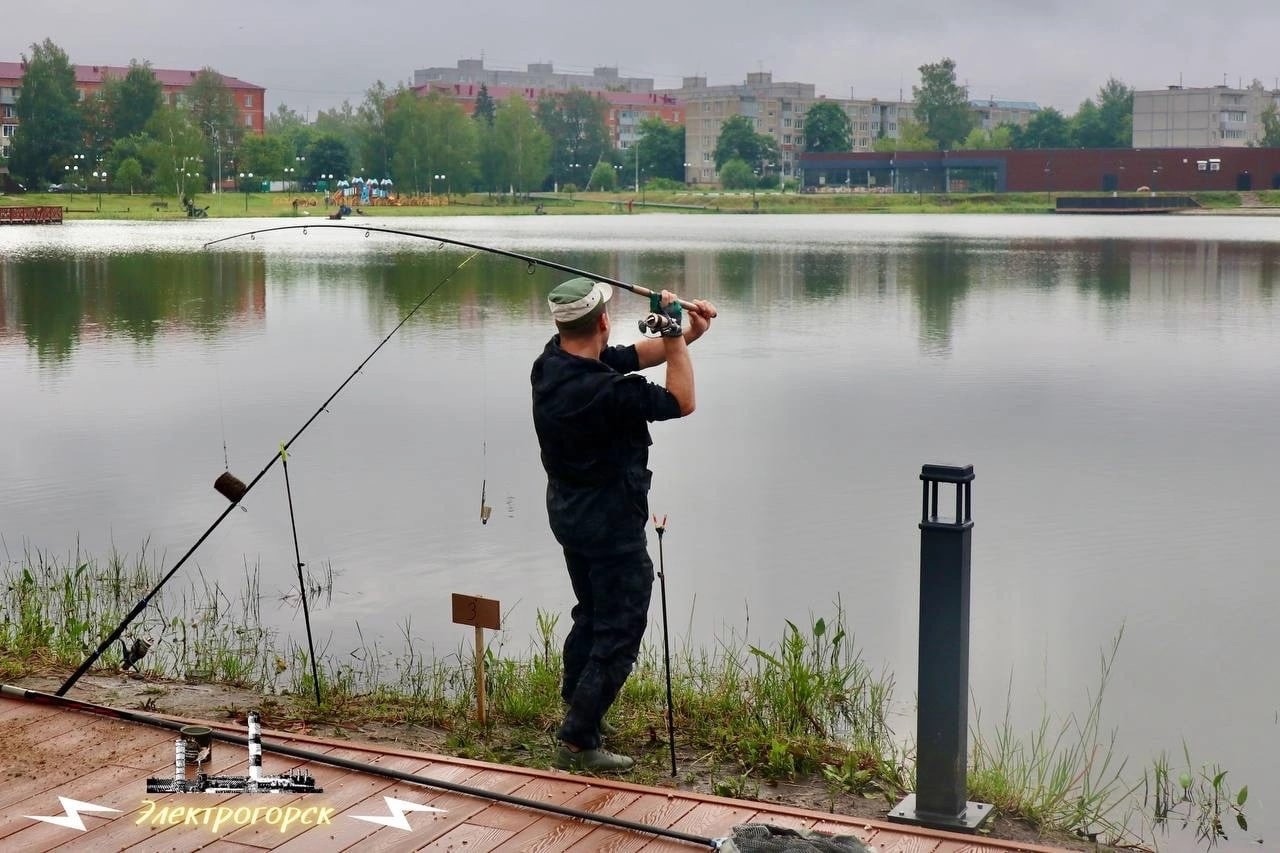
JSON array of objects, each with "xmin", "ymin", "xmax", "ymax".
[{"xmin": 3, "ymin": 188, "xmax": 1277, "ymax": 221}]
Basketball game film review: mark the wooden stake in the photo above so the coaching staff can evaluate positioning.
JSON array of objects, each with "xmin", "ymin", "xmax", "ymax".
[{"xmin": 475, "ymin": 624, "xmax": 487, "ymax": 725}]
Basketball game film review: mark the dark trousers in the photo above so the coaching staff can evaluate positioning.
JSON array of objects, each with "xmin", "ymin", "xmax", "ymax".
[{"xmin": 557, "ymin": 545, "xmax": 654, "ymax": 750}]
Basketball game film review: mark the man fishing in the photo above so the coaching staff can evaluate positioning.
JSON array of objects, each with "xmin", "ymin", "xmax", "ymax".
[{"xmin": 531, "ymin": 276, "xmax": 716, "ymax": 772}]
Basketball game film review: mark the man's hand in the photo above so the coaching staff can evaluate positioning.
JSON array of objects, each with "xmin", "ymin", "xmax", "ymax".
[{"xmin": 684, "ymin": 298, "xmax": 716, "ymax": 343}]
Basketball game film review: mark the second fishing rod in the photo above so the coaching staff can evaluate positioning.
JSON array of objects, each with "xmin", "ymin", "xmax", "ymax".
[{"xmin": 59, "ymin": 225, "xmax": 718, "ymax": 696}]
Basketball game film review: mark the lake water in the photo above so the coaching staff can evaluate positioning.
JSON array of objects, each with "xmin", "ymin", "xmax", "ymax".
[{"xmin": 2, "ymin": 214, "xmax": 1277, "ymax": 850}]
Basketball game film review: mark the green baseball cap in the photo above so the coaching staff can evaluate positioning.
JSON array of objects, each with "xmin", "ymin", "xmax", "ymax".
[{"xmin": 548, "ymin": 277, "xmax": 613, "ymax": 323}]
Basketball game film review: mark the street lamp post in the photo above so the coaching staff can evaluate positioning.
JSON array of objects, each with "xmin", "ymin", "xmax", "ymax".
[
  {"xmin": 295, "ymin": 155, "xmax": 306, "ymax": 191},
  {"xmin": 203, "ymin": 122, "xmax": 222, "ymax": 195},
  {"xmin": 433, "ymin": 173, "xmax": 447, "ymax": 200},
  {"xmin": 683, "ymin": 161, "xmax": 692, "ymax": 186},
  {"xmin": 65, "ymin": 153, "xmax": 85, "ymax": 202},
  {"xmin": 239, "ymin": 172, "xmax": 253, "ymax": 212},
  {"xmin": 92, "ymin": 169, "xmax": 108, "ymax": 212}
]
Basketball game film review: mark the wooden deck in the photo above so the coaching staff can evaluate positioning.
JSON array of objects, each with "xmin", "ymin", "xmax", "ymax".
[
  {"xmin": 0, "ymin": 693, "xmax": 1070, "ymax": 852},
  {"xmin": 0, "ymin": 206, "xmax": 64, "ymax": 224}
]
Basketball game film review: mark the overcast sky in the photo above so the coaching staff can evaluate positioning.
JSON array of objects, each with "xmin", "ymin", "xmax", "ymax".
[{"xmin": 6, "ymin": 0, "xmax": 1280, "ymax": 117}]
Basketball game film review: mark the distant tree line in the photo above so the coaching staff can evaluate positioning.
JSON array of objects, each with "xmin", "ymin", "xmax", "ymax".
[
  {"xmin": 14, "ymin": 39, "xmax": 1264, "ymax": 196},
  {"xmin": 4, "ymin": 38, "xmax": 688, "ymax": 197}
]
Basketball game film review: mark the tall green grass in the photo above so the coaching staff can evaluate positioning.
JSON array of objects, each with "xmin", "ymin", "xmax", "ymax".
[{"xmin": 0, "ymin": 548, "xmax": 1247, "ymax": 848}]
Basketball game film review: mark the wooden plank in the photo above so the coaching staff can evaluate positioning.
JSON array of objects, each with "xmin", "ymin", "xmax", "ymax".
[
  {"xmin": 0, "ymin": 716, "xmax": 172, "ymax": 813},
  {"xmin": 350, "ymin": 768, "xmax": 535, "ymax": 853},
  {"xmin": 57, "ymin": 756, "xmax": 256, "ymax": 852},
  {"xmin": 412, "ymin": 822, "xmax": 515, "ymax": 852},
  {"xmin": 468, "ymin": 775, "xmax": 591, "ymax": 830},
  {"xmin": 635, "ymin": 800, "xmax": 757, "ymax": 852},
  {"xmin": 490, "ymin": 787, "xmax": 641, "ymax": 853},
  {"xmin": 563, "ymin": 791, "xmax": 698, "ymax": 853},
  {"xmin": 271, "ymin": 762, "xmax": 485, "ymax": 852},
  {"xmin": 877, "ymin": 835, "xmax": 942, "ymax": 853}
]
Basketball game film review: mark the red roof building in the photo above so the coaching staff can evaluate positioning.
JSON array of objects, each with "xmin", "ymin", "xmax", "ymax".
[
  {"xmin": 0, "ymin": 61, "xmax": 265, "ymax": 157},
  {"xmin": 413, "ymin": 82, "xmax": 684, "ymax": 150}
]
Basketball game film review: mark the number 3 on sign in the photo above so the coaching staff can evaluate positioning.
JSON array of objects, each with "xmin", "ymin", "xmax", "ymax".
[{"xmin": 451, "ymin": 594, "xmax": 500, "ymax": 630}]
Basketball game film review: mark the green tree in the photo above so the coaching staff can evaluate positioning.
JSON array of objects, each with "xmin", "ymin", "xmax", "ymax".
[
  {"xmin": 8, "ymin": 39, "xmax": 83, "ymax": 187},
  {"xmin": 141, "ymin": 107, "xmax": 205, "ymax": 198},
  {"xmin": 1070, "ymin": 100, "xmax": 1108, "ymax": 148},
  {"xmin": 1011, "ymin": 108, "xmax": 1072, "ymax": 149},
  {"xmin": 718, "ymin": 158, "xmax": 755, "ymax": 189},
  {"xmin": 803, "ymin": 101, "xmax": 852, "ymax": 152},
  {"xmin": 536, "ymin": 89, "xmax": 609, "ymax": 190},
  {"xmin": 237, "ymin": 132, "xmax": 291, "ymax": 183},
  {"xmin": 388, "ymin": 90, "xmax": 478, "ymax": 194},
  {"xmin": 358, "ymin": 81, "xmax": 394, "ymax": 180},
  {"xmin": 115, "ymin": 157, "xmax": 143, "ymax": 194},
  {"xmin": 315, "ymin": 100, "xmax": 362, "ymax": 174},
  {"xmin": 714, "ymin": 115, "xmax": 767, "ymax": 169},
  {"xmin": 588, "ymin": 160, "xmax": 616, "ymax": 191},
  {"xmin": 1095, "ymin": 77, "xmax": 1134, "ymax": 148},
  {"xmin": 185, "ymin": 68, "xmax": 240, "ymax": 186},
  {"xmin": 306, "ymin": 134, "xmax": 351, "ymax": 183},
  {"xmin": 1261, "ymin": 104, "xmax": 1280, "ymax": 146},
  {"xmin": 872, "ymin": 119, "xmax": 934, "ymax": 151},
  {"xmin": 111, "ymin": 62, "xmax": 163, "ymax": 139},
  {"xmin": 491, "ymin": 94, "xmax": 550, "ymax": 195},
  {"xmin": 912, "ymin": 57, "xmax": 974, "ymax": 150},
  {"xmin": 635, "ymin": 116, "xmax": 685, "ymax": 181},
  {"xmin": 473, "ymin": 83, "xmax": 496, "ymax": 126},
  {"xmin": 959, "ymin": 124, "xmax": 1013, "ymax": 149}
]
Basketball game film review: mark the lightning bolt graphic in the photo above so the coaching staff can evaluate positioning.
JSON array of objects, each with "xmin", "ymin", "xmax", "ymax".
[
  {"xmin": 348, "ymin": 796, "xmax": 447, "ymax": 830},
  {"xmin": 24, "ymin": 796, "xmax": 121, "ymax": 831}
]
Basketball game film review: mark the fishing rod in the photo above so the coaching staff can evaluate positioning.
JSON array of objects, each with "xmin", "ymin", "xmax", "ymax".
[
  {"xmin": 2, "ymin": 683, "xmax": 718, "ymax": 848},
  {"xmin": 56, "ymin": 247, "xmax": 481, "ymax": 696},
  {"xmin": 202, "ymin": 223, "xmax": 717, "ymax": 316},
  {"xmin": 61, "ymin": 225, "xmax": 718, "ymax": 696}
]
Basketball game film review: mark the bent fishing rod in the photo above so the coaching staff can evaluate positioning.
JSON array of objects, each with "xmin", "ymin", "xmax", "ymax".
[
  {"xmin": 203, "ymin": 223, "xmax": 717, "ymax": 316},
  {"xmin": 59, "ymin": 225, "xmax": 717, "ymax": 696}
]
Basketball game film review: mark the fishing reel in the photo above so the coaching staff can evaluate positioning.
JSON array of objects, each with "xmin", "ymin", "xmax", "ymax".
[
  {"xmin": 638, "ymin": 294, "xmax": 684, "ymax": 338},
  {"xmin": 638, "ymin": 312, "xmax": 684, "ymax": 338}
]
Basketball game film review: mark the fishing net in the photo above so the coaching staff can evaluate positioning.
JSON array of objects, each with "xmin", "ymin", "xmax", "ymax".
[{"xmin": 714, "ymin": 823, "xmax": 873, "ymax": 852}]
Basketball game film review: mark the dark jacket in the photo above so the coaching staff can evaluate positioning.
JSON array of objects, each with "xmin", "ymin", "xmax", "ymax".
[{"xmin": 531, "ymin": 336, "xmax": 681, "ymax": 553}]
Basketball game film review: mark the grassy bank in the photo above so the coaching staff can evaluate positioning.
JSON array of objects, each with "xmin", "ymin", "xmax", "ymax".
[
  {"xmin": 0, "ymin": 548, "xmax": 1248, "ymax": 849},
  {"xmin": 1, "ymin": 188, "xmax": 1259, "ymax": 220}
]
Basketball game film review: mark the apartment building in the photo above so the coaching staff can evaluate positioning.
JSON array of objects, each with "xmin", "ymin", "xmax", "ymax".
[
  {"xmin": 1133, "ymin": 83, "xmax": 1280, "ymax": 147},
  {"xmin": 664, "ymin": 72, "xmax": 817, "ymax": 184},
  {"xmin": 413, "ymin": 82, "xmax": 684, "ymax": 151},
  {"xmin": 414, "ymin": 58, "xmax": 654, "ymax": 94},
  {"xmin": 0, "ymin": 61, "xmax": 265, "ymax": 157},
  {"xmin": 970, "ymin": 98, "xmax": 1040, "ymax": 131},
  {"xmin": 838, "ymin": 96, "xmax": 915, "ymax": 151}
]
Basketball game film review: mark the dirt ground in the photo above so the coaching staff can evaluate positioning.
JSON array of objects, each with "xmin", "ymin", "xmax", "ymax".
[{"xmin": 10, "ymin": 671, "xmax": 1107, "ymax": 852}]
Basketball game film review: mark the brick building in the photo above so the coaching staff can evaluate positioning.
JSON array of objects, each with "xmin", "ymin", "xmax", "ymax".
[
  {"xmin": 800, "ymin": 147, "xmax": 1280, "ymax": 193},
  {"xmin": 0, "ymin": 61, "xmax": 265, "ymax": 158}
]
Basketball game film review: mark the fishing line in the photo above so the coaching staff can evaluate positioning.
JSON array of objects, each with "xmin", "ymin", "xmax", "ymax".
[
  {"xmin": 280, "ymin": 442, "xmax": 323, "ymax": 706},
  {"xmin": 57, "ymin": 247, "xmax": 482, "ymax": 696}
]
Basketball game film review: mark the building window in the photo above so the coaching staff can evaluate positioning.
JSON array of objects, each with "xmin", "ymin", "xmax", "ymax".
[
  {"xmin": 245, "ymin": 94, "xmax": 253, "ymax": 108},
  {"xmin": 2, "ymin": 105, "xmax": 13, "ymax": 118},
  {"xmin": 783, "ymin": 134, "xmax": 792, "ymax": 144},
  {"xmin": 1224, "ymin": 110, "xmax": 1246, "ymax": 122},
  {"xmin": 245, "ymin": 114, "xmax": 253, "ymax": 128},
  {"xmin": 1, "ymin": 124, "xmax": 13, "ymax": 137},
  {"xmin": 783, "ymin": 117, "xmax": 791, "ymax": 128}
]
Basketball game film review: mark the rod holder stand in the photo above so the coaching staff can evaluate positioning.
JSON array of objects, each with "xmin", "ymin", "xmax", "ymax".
[{"xmin": 890, "ymin": 463, "xmax": 991, "ymax": 833}]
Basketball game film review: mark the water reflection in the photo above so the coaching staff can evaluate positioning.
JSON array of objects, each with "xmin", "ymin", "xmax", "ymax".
[
  {"xmin": 4, "ymin": 238, "xmax": 1280, "ymax": 367},
  {"xmin": 0, "ymin": 253, "xmax": 266, "ymax": 363}
]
